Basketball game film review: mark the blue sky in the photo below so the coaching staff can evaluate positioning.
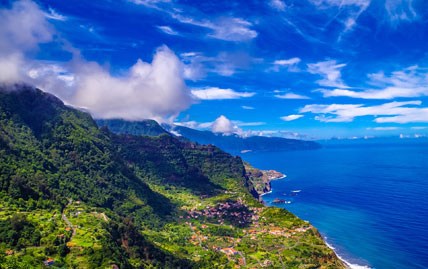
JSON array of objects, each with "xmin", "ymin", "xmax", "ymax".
[{"xmin": 1, "ymin": 0, "xmax": 428, "ymax": 139}]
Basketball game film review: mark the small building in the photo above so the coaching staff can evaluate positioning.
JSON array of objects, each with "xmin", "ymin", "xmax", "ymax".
[
  {"xmin": 44, "ymin": 258, "xmax": 55, "ymax": 266},
  {"xmin": 220, "ymin": 248, "xmax": 239, "ymax": 256}
]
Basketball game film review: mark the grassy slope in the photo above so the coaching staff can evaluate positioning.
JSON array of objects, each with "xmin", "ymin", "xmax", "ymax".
[{"xmin": 0, "ymin": 85, "xmax": 344, "ymax": 268}]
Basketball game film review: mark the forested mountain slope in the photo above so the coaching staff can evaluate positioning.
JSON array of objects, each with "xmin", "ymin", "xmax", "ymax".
[{"xmin": 0, "ymin": 85, "xmax": 343, "ymax": 268}]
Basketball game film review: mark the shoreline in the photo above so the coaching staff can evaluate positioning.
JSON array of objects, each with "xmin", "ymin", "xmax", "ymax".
[
  {"xmin": 324, "ymin": 240, "xmax": 371, "ymax": 269},
  {"xmin": 260, "ymin": 171, "xmax": 371, "ymax": 269}
]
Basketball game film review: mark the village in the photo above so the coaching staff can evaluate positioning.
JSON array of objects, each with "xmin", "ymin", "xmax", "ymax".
[{"xmin": 181, "ymin": 200, "xmax": 313, "ymax": 267}]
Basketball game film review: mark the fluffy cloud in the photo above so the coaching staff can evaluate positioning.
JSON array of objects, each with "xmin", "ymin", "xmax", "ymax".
[
  {"xmin": 0, "ymin": 0, "xmax": 54, "ymax": 83},
  {"xmin": 0, "ymin": 54, "xmax": 24, "ymax": 83},
  {"xmin": 307, "ymin": 60, "xmax": 348, "ymax": 88},
  {"xmin": 0, "ymin": 1, "xmax": 194, "ymax": 122},
  {"xmin": 301, "ymin": 100, "xmax": 428, "ymax": 123},
  {"xmin": 191, "ymin": 87, "xmax": 255, "ymax": 100},
  {"xmin": 211, "ymin": 115, "xmax": 239, "ymax": 134},
  {"xmin": 320, "ymin": 65, "xmax": 428, "ymax": 99},
  {"xmin": 31, "ymin": 46, "xmax": 193, "ymax": 122},
  {"xmin": 280, "ymin": 114, "xmax": 304, "ymax": 121},
  {"xmin": 0, "ymin": 0, "xmax": 53, "ymax": 53}
]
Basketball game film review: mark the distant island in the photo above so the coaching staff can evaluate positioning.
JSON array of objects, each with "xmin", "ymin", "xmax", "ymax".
[{"xmin": 0, "ymin": 85, "xmax": 344, "ymax": 268}]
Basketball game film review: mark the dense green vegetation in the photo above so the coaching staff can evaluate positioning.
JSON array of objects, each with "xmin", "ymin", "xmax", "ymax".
[
  {"xmin": 0, "ymin": 85, "xmax": 344, "ymax": 268},
  {"xmin": 96, "ymin": 119, "xmax": 168, "ymax": 137}
]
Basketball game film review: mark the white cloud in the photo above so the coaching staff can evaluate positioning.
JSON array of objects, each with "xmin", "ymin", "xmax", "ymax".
[
  {"xmin": 320, "ymin": 66, "xmax": 428, "ymax": 99},
  {"xmin": 0, "ymin": 2, "xmax": 193, "ymax": 123},
  {"xmin": 235, "ymin": 121, "xmax": 265, "ymax": 127},
  {"xmin": 210, "ymin": 17, "xmax": 257, "ymax": 42},
  {"xmin": 0, "ymin": 54, "xmax": 24, "ymax": 83},
  {"xmin": 157, "ymin": 25, "xmax": 179, "ymax": 35},
  {"xmin": 269, "ymin": 0, "xmax": 286, "ymax": 11},
  {"xmin": 411, "ymin": 126, "xmax": 428, "ymax": 130},
  {"xmin": 309, "ymin": 0, "xmax": 370, "ymax": 33},
  {"xmin": 0, "ymin": 0, "xmax": 53, "ymax": 53},
  {"xmin": 307, "ymin": 60, "xmax": 349, "ymax": 88},
  {"xmin": 27, "ymin": 46, "xmax": 193, "ymax": 122},
  {"xmin": 310, "ymin": 0, "xmax": 370, "ymax": 7},
  {"xmin": 181, "ymin": 51, "xmax": 253, "ymax": 80},
  {"xmin": 172, "ymin": 14, "xmax": 257, "ymax": 42},
  {"xmin": 45, "ymin": 7, "xmax": 67, "ymax": 21},
  {"xmin": 375, "ymin": 109, "xmax": 428, "ymax": 123},
  {"xmin": 211, "ymin": 115, "xmax": 239, "ymax": 134},
  {"xmin": 301, "ymin": 100, "xmax": 428, "ymax": 123},
  {"xmin": 242, "ymin": 105, "xmax": 254, "ymax": 110},
  {"xmin": 367, "ymin": 127, "xmax": 400, "ymax": 131},
  {"xmin": 174, "ymin": 121, "xmax": 212, "ymax": 129},
  {"xmin": 281, "ymin": 114, "xmax": 304, "ymax": 121},
  {"xmin": 70, "ymin": 46, "xmax": 192, "ymax": 121},
  {"xmin": 275, "ymin": 92, "xmax": 310, "ymax": 99},
  {"xmin": 274, "ymin": 58, "xmax": 301, "ymax": 66},
  {"xmin": 272, "ymin": 57, "xmax": 301, "ymax": 72},
  {"xmin": 191, "ymin": 87, "xmax": 255, "ymax": 100},
  {"xmin": 385, "ymin": 0, "xmax": 418, "ymax": 23},
  {"xmin": 0, "ymin": 0, "xmax": 54, "ymax": 83}
]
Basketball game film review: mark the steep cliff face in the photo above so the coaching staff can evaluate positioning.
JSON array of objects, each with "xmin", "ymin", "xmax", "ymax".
[
  {"xmin": 0, "ymin": 85, "xmax": 344, "ymax": 268},
  {"xmin": 244, "ymin": 164, "xmax": 285, "ymax": 200}
]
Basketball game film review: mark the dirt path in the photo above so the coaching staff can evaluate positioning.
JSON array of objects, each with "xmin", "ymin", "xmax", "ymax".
[{"xmin": 62, "ymin": 200, "xmax": 76, "ymax": 238}]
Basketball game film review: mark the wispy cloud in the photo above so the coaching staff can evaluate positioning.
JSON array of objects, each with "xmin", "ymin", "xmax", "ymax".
[
  {"xmin": 157, "ymin": 25, "xmax": 179, "ymax": 35},
  {"xmin": 307, "ymin": 60, "xmax": 349, "ymax": 88},
  {"xmin": 320, "ymin": 65, "xmax": 428, "ymax": 99},
  {"xmin": 271, "ymin": 57, "xmax": 301, "ymax": 72},
  {"xmin": 269, "ymin": 0, "xmax": 286, "ymax": 11},
  {"xmin": 235, "ymin": 121, "xmax": 266, "ymax": 127},
  {"xmin": 275, "ymin": 92, "xmax": 310, "ymax": 99},
  {"xmin": 130, "ymin": 0, "xmax": 257, "ymax": 42},
  {"xmin": 301, "ymin": 100, "xmax": 428, "ymax": 123},
  {"xmin": 309, "ymin": 0, "xmax": 371, "ymax": 34},
  {"xmin": 241, "ymin": 105, "xmax": 255, "ymax": 110},
  {"xmin": 367, "ymin": 127, "xmax": 400, "ymax": 131},
  {"xmin": 191, "ymin": 87, "xmax": 255, "ymax": 100},
  {"xmin": 172, "ymin": 14, "xmax": 257, "ymax": 42},
  {"xmin": 280, "ymin": 114, "xmax": 304, "ymax": 121},
  {"xmin": 274, "ymin": 58, "xmax": 301, "ymax": 66},
  {"xmin": 385, "ymin": 0, "xmax": 418, "ymax": 23},
  {"xmin": 181, "ymin": 51, "xmax": 254, "ymax": 79},
  {"xmin": 45, "ymin": 7, "xmax": 67, "ymax": 21}
]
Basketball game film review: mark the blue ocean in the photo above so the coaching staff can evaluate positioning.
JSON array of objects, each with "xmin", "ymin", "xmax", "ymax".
[{"xmin": 239, "ymin": 142, "xmax": 428, "ymax": 269}]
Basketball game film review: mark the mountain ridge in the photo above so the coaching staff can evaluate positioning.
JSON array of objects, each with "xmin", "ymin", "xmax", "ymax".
[
  {"xmin": 0, "ymin": 84, "xmax": 344, "ymax": 268},
  {"xmin": 96, "ymin": 119, "xmax": 321, "ymax": 154}
]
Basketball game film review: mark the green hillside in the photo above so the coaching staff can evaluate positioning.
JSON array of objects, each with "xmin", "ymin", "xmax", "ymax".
[{"xmin": 0, "ymin": 85, "xmax": 344, "ymax": 268}]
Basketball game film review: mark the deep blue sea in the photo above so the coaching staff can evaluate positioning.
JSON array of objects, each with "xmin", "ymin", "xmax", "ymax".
[{"xmin": 239, "ymin": 142, "xmax": 428, "ymax": 269}]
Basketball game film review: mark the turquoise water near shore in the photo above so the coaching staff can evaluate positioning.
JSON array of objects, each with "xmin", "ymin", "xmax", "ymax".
[{"xmin": 240, "ymin": 143, "xmax": 428, "ymax": 269}]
